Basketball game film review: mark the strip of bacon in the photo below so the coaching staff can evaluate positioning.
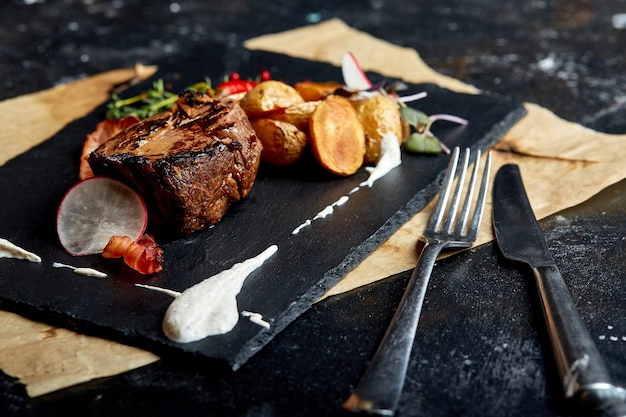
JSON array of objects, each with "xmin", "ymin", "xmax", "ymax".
[
  {"xmin": 79, "ymin": 116, "xmax": 140, "ymax": 180},
  {"xmin": 102, "ymin": 234, "xmax": 163, "ymax": 274}
]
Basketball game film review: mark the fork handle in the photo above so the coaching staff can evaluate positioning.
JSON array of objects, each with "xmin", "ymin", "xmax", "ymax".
[{"xmin": 343, "ymin": 240, "xmax": 443, "ymax": 416}]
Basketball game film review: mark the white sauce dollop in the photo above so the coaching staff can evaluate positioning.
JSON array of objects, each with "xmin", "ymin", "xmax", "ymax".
[
  {"xmin": 0, "ymin": 238, "xmax": 41, "ymax": 263},
  {"xmin": 159, "ymin": 245, "xmax": 277, "ymax": 343},
  {"xmin": 359, "ymin": 132, "xmax": 402, "ymax": 188}
]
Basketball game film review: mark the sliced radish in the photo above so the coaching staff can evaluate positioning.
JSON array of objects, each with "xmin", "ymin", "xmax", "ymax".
[
  {"xmin": 56, "ymin": 176, "xmax": 148, "ymax": 256},
  {"xmin": 341, "ymin": 52, "xmax": 372, "ymax": 91}
]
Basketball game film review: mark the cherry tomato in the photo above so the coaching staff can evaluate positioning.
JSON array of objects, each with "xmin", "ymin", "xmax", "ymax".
[
  {"xmin": 260, "ymin": 70, "xmax": 271, "ymax": 81},
  {"xmin": 217, "ymin": 80, "xmax": 257, "ymax": 95}
]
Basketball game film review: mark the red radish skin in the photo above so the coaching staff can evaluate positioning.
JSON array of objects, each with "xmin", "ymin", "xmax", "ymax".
[{"xmin": 342, "ymin": 52, "xmax": 372, "ymax": 91}]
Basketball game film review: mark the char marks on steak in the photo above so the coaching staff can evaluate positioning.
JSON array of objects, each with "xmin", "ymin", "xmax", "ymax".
[{"xmin": 88, "ymin": 92, "xmax": 262, "ymax": 236}]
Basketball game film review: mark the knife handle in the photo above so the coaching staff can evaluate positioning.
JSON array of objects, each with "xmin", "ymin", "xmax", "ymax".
[{"xmin": 533, "ymin": 265, "xmax": 626, "ymax": 412}]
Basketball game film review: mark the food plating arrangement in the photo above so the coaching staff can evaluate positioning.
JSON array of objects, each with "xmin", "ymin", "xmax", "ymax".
[{"xmin": 0, "ymin": 3, "xmax": 624, "ymax": 417}]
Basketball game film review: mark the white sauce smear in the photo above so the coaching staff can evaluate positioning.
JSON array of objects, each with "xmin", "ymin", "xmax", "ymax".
[
  {"xmin": 0, "ymin": 238, "xmax": 41, "ymax": 263},
  {"xmin": 52, "ymin": 262, "xmax": 107, "ymax": 278},
  {"xmin": 291, "ymin": 133, "xmax": 401, "ymax": 235},
  {"xmin": 146, "ymin": 245, "xmax": 277, "ymax": 343},
  {"xmin": 241, "ymin": 311, "xmax": 271, "ymax": 329}
]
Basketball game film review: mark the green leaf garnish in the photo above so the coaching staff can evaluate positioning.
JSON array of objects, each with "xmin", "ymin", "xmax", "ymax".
[
  {"xmin": 404, "ymin": 132, "xmax": 442, "ymax": 154},
  {"xmin": 105, "ymin": 78, "xmax": 214, "ymax": 120},
  {"xmin": 400, "ymin": 107, "xmax": 430, "ymax": 132}
]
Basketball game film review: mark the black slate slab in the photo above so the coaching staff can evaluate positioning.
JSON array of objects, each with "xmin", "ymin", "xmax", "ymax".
[
  {"xmin": 0, "ymin": 51, "xmax": 526, "ymax": 369},
  {"xmin": 25, "ymin": 178, "xmax": 626, "ymax": 417}
]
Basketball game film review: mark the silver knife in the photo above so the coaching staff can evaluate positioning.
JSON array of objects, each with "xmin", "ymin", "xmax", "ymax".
[{"xmin": 492, "ymin": 164, "xmax": 626, "ymax": 414}]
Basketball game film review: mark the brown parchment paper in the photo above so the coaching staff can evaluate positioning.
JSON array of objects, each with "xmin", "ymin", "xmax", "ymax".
[
  {"xmin": 0, "ymin": 18, "xmax": 624, "ymax": 397},
  {"xmin": 0, "ymin": 63, "xmax": 157, "ymax": 166},
  {"xmin": 0, "ymin": 311, "xmax": 159, "ymax": 397}
]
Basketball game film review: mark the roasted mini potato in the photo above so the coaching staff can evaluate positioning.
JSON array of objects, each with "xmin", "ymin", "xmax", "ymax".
[
  {"xmin": 353, "ymin": 94, "xmax": 404, "ymax": 164},
  {"xmin": 265, "ymin": 101, "xmax": 320, "ymax": 131},
  {"xmin": 294, "ymin": 80, "xmax": 342, "ymax": 101},
  {"xmin": 309, "ymin": 95, "xmax": 365, "ymax": 176},
  {"xmin": 240, "ymin": 80, "xmax": 304, "ymax": 118},
  {"xmin": 251, "ymin": 118, "xmax": 308, "ymax": 166}
]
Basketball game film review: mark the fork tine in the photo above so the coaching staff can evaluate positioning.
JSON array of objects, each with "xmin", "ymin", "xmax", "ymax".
[
  {"xmin": 455, "ymin": 149, "xmax": 482, "ymax": 234},
  {"xmin": 427, "ymin": 147, "xmax": 460, "ymax": 232},
  {"xmin": 443, "ymin": 148, "xmax": 470, "ymax": 233},
  {"xmin": 428, "ymin": 147, "xmax": 491, "ymax": 237},
  {"xmin": 467, "ymin": 151, "xmax": 492, "ymax": 240}
]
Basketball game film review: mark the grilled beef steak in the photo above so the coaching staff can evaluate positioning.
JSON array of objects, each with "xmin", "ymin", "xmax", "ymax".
[{"xmin": 88, "ymin": 92, "xmax": 262, "ymax": 236}]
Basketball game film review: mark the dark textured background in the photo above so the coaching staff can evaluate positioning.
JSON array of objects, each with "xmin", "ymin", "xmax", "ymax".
[
  {"xmin": 0, "ymin": 1, "xmax": 624, "ymax": 416},
  {"xmin": 2, "ymin": 0, "xmax": 626, "ymax": 133}
]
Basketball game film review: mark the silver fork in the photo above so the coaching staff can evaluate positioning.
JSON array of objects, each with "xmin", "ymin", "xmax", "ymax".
[{"xmin": 343, "ymin": 147, "xmax": 492, "ymax": 416}]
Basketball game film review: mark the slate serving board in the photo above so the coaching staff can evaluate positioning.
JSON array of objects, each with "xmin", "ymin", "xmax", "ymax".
[{"xmin": 0, "ymin": 51, "xmax": 526, "ymax": 369}]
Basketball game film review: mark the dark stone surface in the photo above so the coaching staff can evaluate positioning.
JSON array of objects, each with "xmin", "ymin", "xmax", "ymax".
[
  {"xmin": 2, "ymin": 0, "xmax": 626, "ymax": 133},
  {"xmin": 0, "ymin": 1, "xmax": 624, "ymax": 416}
]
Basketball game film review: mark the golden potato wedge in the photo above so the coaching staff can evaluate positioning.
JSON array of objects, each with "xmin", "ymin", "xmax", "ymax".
[
  {"xmin": 309, "ymin": 95, "xmax": 365, "ymax": 176},
  {"xmin": 240, "ymin": 80, "xmax": 304, "ymax": 118},
  {"xmin": 353, "ymin": 94, "xmax": 404, "ymax": 164},
  {"xmin": 251, "ymin": 118, "xmax": 308, "ymax": 166},
  {"xmin": 265, "ymin": 101, "xmax": 320, "ymax": 131},
  {"xmin": 294, "ymin": 80, "xmax": 342, "ymax": 101}
]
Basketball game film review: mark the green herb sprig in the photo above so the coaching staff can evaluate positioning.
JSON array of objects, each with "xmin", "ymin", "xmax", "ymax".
[{"xmin": 105, "ymin": 78, "xmax": 213, "ymax": 120}]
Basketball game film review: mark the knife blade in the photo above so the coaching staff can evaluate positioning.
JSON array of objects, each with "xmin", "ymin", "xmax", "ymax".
[{"xmin": 492, "ymin": 164, "xmax": 626, "ymax": 414}]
